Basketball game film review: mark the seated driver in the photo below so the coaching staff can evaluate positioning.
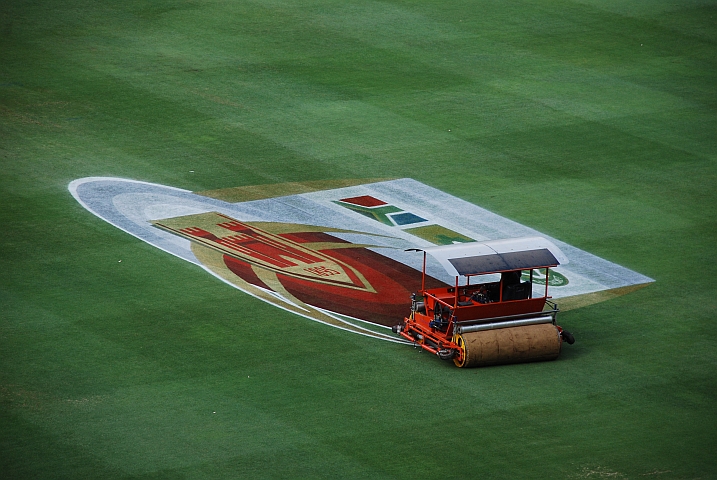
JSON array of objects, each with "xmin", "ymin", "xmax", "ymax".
[{"xmin": 501, "ymin": 270, "xmax": 523, "ymax": 300}]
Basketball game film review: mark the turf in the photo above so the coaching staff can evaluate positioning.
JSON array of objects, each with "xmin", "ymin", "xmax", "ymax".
[{"xmin": 1, "ymin": 0, "xmax": 716, "ymax": 478}]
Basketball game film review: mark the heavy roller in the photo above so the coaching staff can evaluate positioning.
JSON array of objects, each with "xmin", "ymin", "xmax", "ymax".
[{"xmin": 392, "ymin": 237, "xmax": 575, "ymax": 367}]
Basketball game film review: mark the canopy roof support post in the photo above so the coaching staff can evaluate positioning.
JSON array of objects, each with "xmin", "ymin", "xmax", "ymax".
[
  {"xmin": 529, "ymin": 269, "xmax": 533, "ymax": 299},
  {"xmin": 421, "ymin": 251, "xmax": 426, "ymax": 293}
]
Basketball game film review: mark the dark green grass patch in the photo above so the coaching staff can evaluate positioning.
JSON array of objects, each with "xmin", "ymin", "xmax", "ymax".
[{"xmin": 2, "ymin": 0, "xmax": 716, "ymax": 478}]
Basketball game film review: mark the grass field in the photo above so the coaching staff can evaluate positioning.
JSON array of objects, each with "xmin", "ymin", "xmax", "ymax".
[{"xmin": 2, "ymin": 0, "xmax": 716, "ymax": 478}]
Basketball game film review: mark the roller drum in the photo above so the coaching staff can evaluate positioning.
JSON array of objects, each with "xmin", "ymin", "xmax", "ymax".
[{"xmin": 453, "ymin": 323, "xmax": 561, "ymax": 368}]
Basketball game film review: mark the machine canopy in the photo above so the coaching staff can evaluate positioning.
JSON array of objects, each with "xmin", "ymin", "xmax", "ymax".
[{"xmin": 415, "ymin": 236, "xmax": 569, "ymax": 278}]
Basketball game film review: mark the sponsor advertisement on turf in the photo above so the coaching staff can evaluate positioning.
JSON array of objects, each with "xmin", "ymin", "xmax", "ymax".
[{"xmin": 69, "ymin": 177, "xmax": 652, "ymax": 341}]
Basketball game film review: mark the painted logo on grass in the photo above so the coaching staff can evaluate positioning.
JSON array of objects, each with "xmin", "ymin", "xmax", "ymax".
[
  {"xmin": 334, "ymin": 195, "xmax": 474, "ymax": 245},
  {"xmin": 522, "ymin": 269, "xmax": 569, "ymax": 286},
  {"xmin": 69, "ymin": 177, "xmax": 652, "ymax": 341},
  {"xmin": 153, "ymin": 212, "xmax": 376, "ymax": 292}
]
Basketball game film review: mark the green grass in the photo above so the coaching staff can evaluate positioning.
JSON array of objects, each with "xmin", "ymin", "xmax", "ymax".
[{"xmin": 2, "ymin": 0, "xmax": 716, "ymax": 478}]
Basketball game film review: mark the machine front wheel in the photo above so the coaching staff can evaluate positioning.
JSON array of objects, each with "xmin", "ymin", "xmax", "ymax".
[{"xmin": 453, "ymin": 334, "xmax": 467, "ymax": 368}]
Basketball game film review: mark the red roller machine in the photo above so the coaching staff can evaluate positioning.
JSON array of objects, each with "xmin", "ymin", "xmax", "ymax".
[{"xmin": 392, "ymin": 237, "xmax": 575, "ymax": 367}]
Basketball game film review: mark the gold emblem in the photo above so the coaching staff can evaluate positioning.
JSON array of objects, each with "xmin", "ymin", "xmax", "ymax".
[{"xmin": 153, "ymin": 212, "xmax": 376, "ymax": 292}]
